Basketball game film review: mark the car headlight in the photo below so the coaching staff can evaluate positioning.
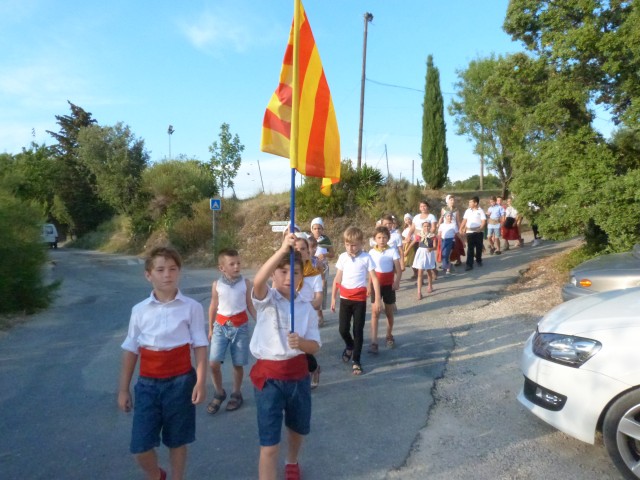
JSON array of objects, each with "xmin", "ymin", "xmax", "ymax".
[{"xmin": 532, "ymin": 331, "xmax": 602, "ymax": 368}]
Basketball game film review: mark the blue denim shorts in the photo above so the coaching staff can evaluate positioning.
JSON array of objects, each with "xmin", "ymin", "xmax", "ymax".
[
  {"xmin": 487, "ymin": 224, "xmax": 502, "ymax": 237},
  {"xmin": 209, "ymin": 323, "xmax": 249, "ymax": 366},
  {"xmin": 254, "ymin": 376, "xmax": 311, "ymax": 446},
  {"xmin": 130, "ymin": 369, "xmax": 196, "ymax": 454}
]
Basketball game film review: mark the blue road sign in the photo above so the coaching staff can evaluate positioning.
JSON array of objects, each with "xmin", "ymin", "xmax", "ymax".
[{"xmin": 210, "ymin": 198, "xmax": 221, "ymax": 211}]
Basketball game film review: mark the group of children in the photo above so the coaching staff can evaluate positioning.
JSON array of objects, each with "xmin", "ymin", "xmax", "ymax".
[
  {"xmin": 115, "ymin": 197, "xmax": 527, "ymax": 479},
  {"xmin": 118, "ymin": 236, "xmax": 320, "ymax": 480}
]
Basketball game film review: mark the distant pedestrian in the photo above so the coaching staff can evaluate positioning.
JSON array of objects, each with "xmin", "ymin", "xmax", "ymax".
[
  {"xmin": 206, "ymin": 249, "xmax": 256, "ymax": 415},
  {"xmin": 437, "ymin": 212, "xmax": 458, "ymax": 274},
  {"xmin": 502, "ymin": 198, "xmax": 523, "ymax": 250},
  {"xmin": 294, "ymin": 236, "xmax": 323, "ymax": 389},
  {"xmin": 118, "ymin": 246, "xmax": 208, "ymax": 480},
  {"xmin": 331, "ymin": 226, "xmax": 381, "ymax": 376},
  {"xmin": 486, "ymin": 196, "xmax": 504, "ymax": 255},
  {"xmin": 413, "ymin": 221, "xmax": 437, "ymax": 299}
]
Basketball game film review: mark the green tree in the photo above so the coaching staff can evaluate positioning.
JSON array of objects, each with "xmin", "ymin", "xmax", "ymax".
[
  {"xmin": 77, "ymin": 122, "xmax": 149, "ymax": 214},
  {"xmin": 47, "ymin": 101, "xmax": 112, "ymax": 235},
  {"xmin": 208, "ymin": 123, "xmax": 245, "ymax": 198},
  {"xmin": 504, "ymin": 0, "xmax": 639, "ymax": 128},
  {"xmin": 421, "ymin": 55, "xmax": 448, "ymax": 189}
]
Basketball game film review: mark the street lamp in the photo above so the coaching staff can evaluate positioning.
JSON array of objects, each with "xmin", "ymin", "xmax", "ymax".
[{"xmin": 167, "ymin": 125, "xmax": 175, "ymax": 160}]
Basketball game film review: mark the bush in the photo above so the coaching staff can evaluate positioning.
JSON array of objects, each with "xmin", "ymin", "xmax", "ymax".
[{"xmin": 0, "ymin": 189, "xmax": 59, "ymax": 315}]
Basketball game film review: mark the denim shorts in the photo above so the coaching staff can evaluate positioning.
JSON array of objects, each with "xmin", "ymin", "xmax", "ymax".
[
  {"xmin": 209, "ymin": 322, "xmax": 249, "ymax": 366},
  {"xmin": 130, "ymin": 369, "xmax": 196, "ymax": 454},
  {"xmin": 254, "ymin": 376, "xmax": 311, "ymax": 447},
  {"xmin": 487, "ymin": 224, "xmax": 502, "ymax": 237}
]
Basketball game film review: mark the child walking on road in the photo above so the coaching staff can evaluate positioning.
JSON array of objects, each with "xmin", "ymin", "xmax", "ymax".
[
  {"xmin": 206, "ymin": 249, "xmax": 256, "ymax": 415},
  {"xmin": 368, "ymin": 226, "xmax": 401, "ymax": 353},
  {"xmin": 331, "ymin": 226, "xmax": 381, "ymax": 375},
  {"xmin": 118, "ymin": 246, "xmax": 209, "ymax": 480},
  {"xmin": 249, "ymin": 233, "xmax": 321, "ymax": 480}
]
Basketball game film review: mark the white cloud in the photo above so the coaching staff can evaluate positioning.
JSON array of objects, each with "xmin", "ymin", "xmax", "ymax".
[{"xmin": 177, "ymin": 5, "xmax": 285, "ymax": 55}]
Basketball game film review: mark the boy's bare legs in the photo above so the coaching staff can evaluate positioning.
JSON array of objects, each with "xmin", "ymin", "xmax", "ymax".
[
  {"xmin": 169, "ymin": 446, "xmax": 187, "ymax": 480},
  {"xmin": 286, "ymin": 428, "xmax": 304, "ymax": 465},
  {"xmin": 416, "ymin": 269, "xmax": 423, "ymax": 300},
  {"xmin": 369, "ymin": 309, "xmax": 380, "ymax": 350},
  {"xmin": 384, "ymin": 304, "xmax": 394, "ymax": 338},
  {"xmin": 232, "ymin": 365, "xmax": 244, "ymax": 395},
  {"xmin": 135, "ymin": 449, "xmax": 164, "ymax": 480},
  {"xmin": 259, "ymin": 444, "xmax": 280, "ymax": 480},
  {"xmin": 209, "ymin": 362, "xmax": 225, "ymax": 397}
]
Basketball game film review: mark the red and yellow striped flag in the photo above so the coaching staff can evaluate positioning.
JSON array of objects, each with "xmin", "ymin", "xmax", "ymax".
[{"xmin": 260, "ymin": 0, "xmax": 340, "ymax": 196}]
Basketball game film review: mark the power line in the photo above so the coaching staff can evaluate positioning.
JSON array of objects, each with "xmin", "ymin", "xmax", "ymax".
[{"xmin": 365, "ymin": 77, "xmax": 455, "ymax": 95}]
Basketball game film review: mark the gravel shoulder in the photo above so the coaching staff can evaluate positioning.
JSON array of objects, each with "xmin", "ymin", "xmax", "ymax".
[{"xmin": 387, "ymin": 244, "xmax": 621, "ymax": 479}]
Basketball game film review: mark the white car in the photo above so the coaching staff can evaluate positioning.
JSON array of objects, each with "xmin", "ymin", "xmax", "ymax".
[{"xmin": 518, "ymin": 287, "xmax": 640, "ymax": 479}]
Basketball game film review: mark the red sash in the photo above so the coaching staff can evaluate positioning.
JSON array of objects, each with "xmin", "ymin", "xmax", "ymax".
[
  {"xmin": 250, "ymin": 355, "xmax": 308, "ymax": 390},
  {"xmin": 216, "ymin": 310, "xmax": 248, "ymax": 327},
  {"xmin": 339, "ymin": 286, "xmax": 368, "ymax": 301},
  {"xmin": 375, "ymin": 271, "xmax": 395, "ymax": 286},
  {"xmin": 139, "ymin": 344, "xmax": 191, "ymax": 379}
]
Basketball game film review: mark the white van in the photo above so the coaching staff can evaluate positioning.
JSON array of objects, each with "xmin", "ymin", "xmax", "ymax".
[{"xmin": 42, "ymin": 223, "xmax": 59, "ymax": 249}]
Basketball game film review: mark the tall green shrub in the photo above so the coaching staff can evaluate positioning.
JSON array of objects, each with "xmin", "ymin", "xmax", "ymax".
[{"xmin": 0, "ymin": 189, "xmax": 58, "ymax": 315}]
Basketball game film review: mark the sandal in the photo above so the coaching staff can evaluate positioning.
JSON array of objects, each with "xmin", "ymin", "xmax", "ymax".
[
  {"xmin": 352, "ymin": 363, "xmax": 363, "ymax": 376},
  {"xmin": 341, "ymin": 348, "xmax": 353, "ymax": 363},
  {"xmin": 225, "ymin": 392, "xmax": 243, "ymax": 411},
  {"xmin": 310, "ymin": 366, "xmax": 321, "ymax": 389},
  {"xmin": 386, "ymin": 335, "xmax": 395, "ymax": 348},
  {"xmin": 206, "ymin": 390, "xmax": 227, "ymax": 415},
  {"xmin": 367, "ymin": 343, "xmax": 379, "ymax": 354}
]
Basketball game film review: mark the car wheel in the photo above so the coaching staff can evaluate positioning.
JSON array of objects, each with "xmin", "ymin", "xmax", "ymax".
[{"xmin": 603, "ymin": 389, "xmax": 640, "ymax": 479}]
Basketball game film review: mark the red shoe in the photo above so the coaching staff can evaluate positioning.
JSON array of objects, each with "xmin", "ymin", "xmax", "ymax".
[
  {"xmin": 285, "ymin": 463, "xmax": 301, "ymax": 480},
  {"xmin": 159, "ymin": 468, "xmax": 167, "ymax": 480}
]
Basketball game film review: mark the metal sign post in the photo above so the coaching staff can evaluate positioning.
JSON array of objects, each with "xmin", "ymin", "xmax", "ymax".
[{"xmin": 210, "ymin": 198, "xmax": 221, "ymax": 253}]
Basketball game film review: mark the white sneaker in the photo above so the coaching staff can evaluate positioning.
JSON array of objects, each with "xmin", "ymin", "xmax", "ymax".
[{"xmin": 532, "ymin": 239, "xmax": 540, "ymax": 247}]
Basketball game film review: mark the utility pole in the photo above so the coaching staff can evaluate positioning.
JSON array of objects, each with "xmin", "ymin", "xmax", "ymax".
[{"xmin": 357, "ymin": 12, "xmax": 374, "ymax": 170}]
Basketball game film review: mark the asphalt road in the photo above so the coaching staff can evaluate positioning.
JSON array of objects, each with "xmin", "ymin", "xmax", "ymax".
[{"xmin": 0, "ymin": 238, "xmax": 616, "ymax": 479}]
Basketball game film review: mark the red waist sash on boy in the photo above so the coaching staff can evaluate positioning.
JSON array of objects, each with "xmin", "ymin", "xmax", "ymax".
[
  {"xmin": 139, "ymin": 344, "xmax": 191, "ymax": 379},
  {"xmin": 339, "ymin": 285, "xmax": 368, "ymax": 301},
  {"xmin": 216, "ymin": 310, "xmax": 248, "ymax": 327},
  {"xmin": 375, "ymin": 271, "xmax": 395, "ymax": 287},
  {"xmin": 249, "ymin": 354, "xmax": 308, "ymax": 390}
]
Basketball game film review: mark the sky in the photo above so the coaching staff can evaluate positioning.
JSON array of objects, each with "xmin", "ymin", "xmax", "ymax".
[{"xmin": 0, "ymin": 0, "xmax": 612, "ymax": 199}]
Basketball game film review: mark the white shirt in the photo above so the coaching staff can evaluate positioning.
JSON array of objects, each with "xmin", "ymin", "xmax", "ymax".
[
  {"xmin": 298, "ymin": 274, "xmax": 322, "ymax": 303},
  {"xmin": 250, "ymin": 286, "xmax": 321, "ymax": 360},
  {"xmin": 438, "ymin": 222, "xmax": 458, "ymax": 240},
  {"xmin": 369, "ymin": 247, "xmax": 400, "ymax": 273},
  {"xmin": 412, "ymin": 213, "xmax": 437, "ymax": 232},
  {"xmin": 388, "ymin": 229, "xmax": 403, "ymax": 249},
  {"xmin": 121, "ymin": 290, "xmax": 208, "ymax": 354},
  {"xmin": 463, "ymin": 208, "xmax": 486, "ymax": 231},
  {"xmin": 335, "ymin": 251, "xmax": 375, "ymax": 289},
  {"xmin": 216, "ymin": 278, "xmax": 248, "ymax": 316}
]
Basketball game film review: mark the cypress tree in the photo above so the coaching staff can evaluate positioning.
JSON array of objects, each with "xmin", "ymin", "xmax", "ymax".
[{"xmin": 421, "ymin": 55, "xmax": 449, "ymax": 189}]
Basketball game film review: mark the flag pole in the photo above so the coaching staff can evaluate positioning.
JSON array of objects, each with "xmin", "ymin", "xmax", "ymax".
[{"xmin": 289, "ymin": 168, "xmax": 296, "ymax": 333}]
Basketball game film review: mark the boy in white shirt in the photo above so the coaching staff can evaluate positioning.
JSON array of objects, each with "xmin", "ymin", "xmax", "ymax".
[
  {"xmin": 206, "ymin": 248, "xmax": 257, "ymax": 415},
  {"xmin": 460, "ymin": 196, "xmax": 487, "ymax": 271},
  {"xmin": 118, "ymin": 246, "xmax": 209, "ymax": 480},
  {"xmin": 331, "ymin": 226, "xmax": 381, "ymax": 376},
  {"xmin": 249, "ymin": 233, "xmax": 321, "ymax": 480},
  {"xmin": 367, "ymin": 226, "xmax": 401, "ymax": 353}
]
